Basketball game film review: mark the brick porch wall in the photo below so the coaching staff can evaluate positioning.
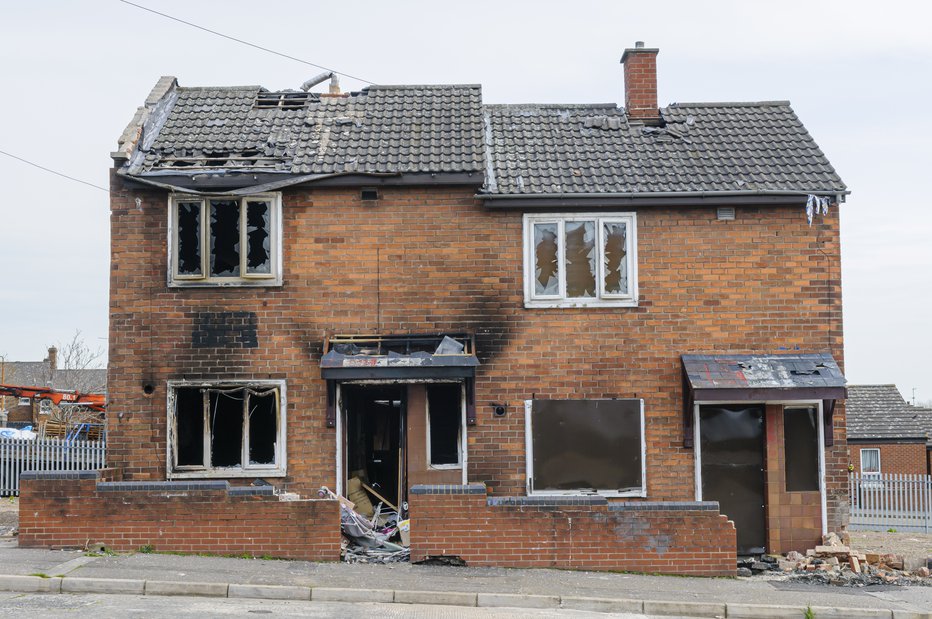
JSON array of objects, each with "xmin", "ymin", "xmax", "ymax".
[
  {"xmin": 409, "ymin": 485, "xmax": 736, "ymax": 576},
  {"xmin": 17, "ymin": 470, "xmax": 341, "ymax": 560}
]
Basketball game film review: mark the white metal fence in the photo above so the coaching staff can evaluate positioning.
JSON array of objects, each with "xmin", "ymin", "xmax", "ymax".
[
  {"xmin": 0, "ymin": 437, "xmax": 105, "ymax": 496},
  {"xmin": 849, "ymin": 473, "xmax": 932, "ymax": 532}
]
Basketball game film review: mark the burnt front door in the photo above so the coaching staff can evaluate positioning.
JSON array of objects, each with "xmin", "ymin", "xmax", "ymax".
[{"xmin": 699, "ymin": 404, "xmax": 766, "ymax": 555}]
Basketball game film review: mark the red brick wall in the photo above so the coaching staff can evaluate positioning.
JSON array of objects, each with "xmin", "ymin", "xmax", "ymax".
[
  {"xmin": 409, "ymin": 486, "xmax": 736, "ymax": 576},
  {"xmin": 851, "ymin": 442, "xmax": 928, "ymax": 476},
  {"xmin": 107, "ymin": 173, "xmax": 846, "ymax": 529},
  {"xmin": 18, "ymin": 471, "xmax": 341, "ymax": 560},
  {"xmin": 765, "ymin": 405, "xmax": 822, "ymax": 553}
]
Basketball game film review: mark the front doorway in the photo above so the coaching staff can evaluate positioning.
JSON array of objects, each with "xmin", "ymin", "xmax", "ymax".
[
  {"xmin": 698, "ymin": 404, "xmax": 766, "ymax": 555},
  {"xmin": 339, "ymin": 382, "xmax": 466, "ymax": 516}
]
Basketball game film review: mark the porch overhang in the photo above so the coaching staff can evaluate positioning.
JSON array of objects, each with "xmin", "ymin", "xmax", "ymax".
[
  {"xmin": 320, "ymin": 333, "xmax": 480, "ymax": 427},
  {"xmin": 681, "ymin": 353, "xmax": 846, "ymax": 448}
]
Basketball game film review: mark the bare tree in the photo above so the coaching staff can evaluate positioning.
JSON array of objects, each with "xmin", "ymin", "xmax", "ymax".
[{"xmin": 45, "ymin": 330, "xmax": 106, "ymax": 394}]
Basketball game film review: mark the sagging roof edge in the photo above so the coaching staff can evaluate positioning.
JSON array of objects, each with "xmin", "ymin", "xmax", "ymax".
[
  {"xmin": 115, "ymin": 170, "xmax": 485, "ymax": 196},
  {"xmin": 479, "ymin": 188, "xmax": 850, "ymax": 208}
]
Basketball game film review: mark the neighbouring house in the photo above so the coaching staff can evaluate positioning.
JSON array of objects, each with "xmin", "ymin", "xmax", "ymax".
[
  {"xmin": 0, "ymin": 347, "xmax": 106, "ymax": 429},
  {"xmin": 847, "ymin": 385, "xmax": 932, "ymax": 476},
  {"xmin": 19, "ymin": 43, "xmax": 850, "ymax": 575}
]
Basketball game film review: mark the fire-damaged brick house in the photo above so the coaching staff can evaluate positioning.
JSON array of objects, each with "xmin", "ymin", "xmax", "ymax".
[{"xmin": 19, "ymin": 44, "xmax": 850, "ymax": 576}]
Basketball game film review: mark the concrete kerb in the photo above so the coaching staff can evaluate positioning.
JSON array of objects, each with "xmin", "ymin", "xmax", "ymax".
[{"xmin": 0, "ymin": 574, "xmax": 926, "ymax": 618}]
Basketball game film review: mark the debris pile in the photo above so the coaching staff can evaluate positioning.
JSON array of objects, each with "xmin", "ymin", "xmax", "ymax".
[
  {"xmin": 741, "ymin": 532, "xmax": 932, "ymax": 586},
  {"xmin": 318, "ymin": 485, "xmax": 410, "ymax": 564}
]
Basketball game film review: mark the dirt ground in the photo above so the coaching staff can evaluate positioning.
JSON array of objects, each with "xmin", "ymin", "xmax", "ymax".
[
  {"xmin": 848, "ymin": 530, "xmax": 932, "ymax": 570},
  {"xmin": 0, "ymin": 498, "xmax": 17, "ymax": 536}
]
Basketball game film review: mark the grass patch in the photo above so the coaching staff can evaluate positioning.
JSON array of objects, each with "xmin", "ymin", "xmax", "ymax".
[{"xmin": 29, "ymin": 573, "xmax": 50, "ymax": 579}]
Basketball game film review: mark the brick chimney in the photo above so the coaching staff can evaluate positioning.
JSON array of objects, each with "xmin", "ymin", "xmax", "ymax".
[
  {"xmin": 48, "ymin": 346, "xmax": 58, "ymax": 371},
  {"xmin": 621, "ymin": 41, "xmax": 660, "ymax": 122}
]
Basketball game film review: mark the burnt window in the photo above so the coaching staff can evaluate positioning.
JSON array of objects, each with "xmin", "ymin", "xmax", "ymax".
[
  {"xmin": 171, "ymin": 195, "xmax": 279, "ymax": 286},
  {"xmin": 783, "ymin": 407, "xmax": 820, "ymax": 492},
  {"xmin": 524, "ymin": 213, "xmax": 637, "ymax": 308},
  {"xmin": 427, "ymin": 384, "xmax": 462, "ymax": 467},
  {"xmin": 169, "ymin": 382, "xmax": 285, "ymax": 477},
  {"xmin": 526, "ymin": 399, "xmax": 645, "ymax": 497}
]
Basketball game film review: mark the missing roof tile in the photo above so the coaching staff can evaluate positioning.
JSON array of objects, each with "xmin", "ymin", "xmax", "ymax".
[{"xmin": 255, "ymin": 91, "xmax": 311, "ymax": 110}]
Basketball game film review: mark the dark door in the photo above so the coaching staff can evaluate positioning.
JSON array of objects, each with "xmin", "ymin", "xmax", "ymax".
[{"xmin": 699, "ymin": 405, "xmax": 766, "ymax": 555}]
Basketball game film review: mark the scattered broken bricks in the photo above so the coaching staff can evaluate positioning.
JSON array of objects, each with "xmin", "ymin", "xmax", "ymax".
[{"xmin": 740, "ymin": 531, "xmax": 932, "ymax": 587}]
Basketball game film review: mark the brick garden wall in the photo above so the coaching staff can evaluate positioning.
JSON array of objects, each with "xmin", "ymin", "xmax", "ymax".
[
  {"xmin": 107, "ymin": 172, "xmax": 846, "ymax": 529},
  {"xmin": 409, "ymin": 485, "xmax": 736, "ymax": 576},
  {"xmin": 850, "ymin": 442, "xmax": 928, "ymax": 476},
  {"xmin": 17, "ymin": 470, "xmax": 341, "ymax": 560}
]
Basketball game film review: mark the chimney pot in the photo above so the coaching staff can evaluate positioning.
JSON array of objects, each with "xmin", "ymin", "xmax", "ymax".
[{"xmin": 620, "ymin": 42, "xmax": 660, "ymax": 122}]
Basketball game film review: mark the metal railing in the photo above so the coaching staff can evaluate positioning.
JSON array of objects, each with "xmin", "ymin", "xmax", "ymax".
[
  {"xmin": 0, "ymin": 436, "xmax": 105, "ymax": 496},
  {"xmin": 849, "ymin": 473, "xmax": 932, "ymax": 532}
]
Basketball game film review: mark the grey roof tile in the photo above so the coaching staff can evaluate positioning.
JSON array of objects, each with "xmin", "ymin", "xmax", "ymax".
[
  {"xmin": 682, "ymin": 353, "xmax": 845, "ymax": 390},
  {"xmin": 846, "ymin": 385, "xmax": 931, "ymax": 440},
  {"xmin": 482, "ymin": 101, "xmax": 846, "ymax": 196}
]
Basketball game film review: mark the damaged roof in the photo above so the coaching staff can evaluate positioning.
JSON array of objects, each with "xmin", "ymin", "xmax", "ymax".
[
  {"xmin": 117, "ymin": 79, "xmax": 484, "ymax": 192},
  {"xmin": 846, "ymin": 385, "xmax": 931, "ymax": 441},
  {"xmin": 116, "ymin": 76, "xmax": 846, "ymax": 199},
  {"xmin": 682, "ymin": 353, "xmax": 846, "ymax": 394},
  {"xmin": 482, "ymin": 102, "xmax": 846, "ymax": 197}
]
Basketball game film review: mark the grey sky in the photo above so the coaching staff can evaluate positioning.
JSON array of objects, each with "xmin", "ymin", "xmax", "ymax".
[{"xmin": 1, "ymin": 1, "xmax": 930, "ymax": 402}]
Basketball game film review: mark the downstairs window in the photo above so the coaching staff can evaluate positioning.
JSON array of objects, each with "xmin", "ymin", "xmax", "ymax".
[
  {"xmin": 525, "ymin": 398, "xmax": 645, "ymax": 497},
  {"xmin": 168, "ymin": 381, "xmax": 286, "ymax": 478}
]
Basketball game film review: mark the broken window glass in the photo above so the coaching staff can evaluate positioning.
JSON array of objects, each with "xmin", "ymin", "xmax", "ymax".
[
  {"xmin": 534, "ymin": 223, "xmax": 559, "ymax": 295},
  {"xmin": 564, "ymin": 220, "xmax": 596, "ymax": 298},
  {"xmin": 176, "ymin": 202, "xmax": 202, "ymax": 276},
  {"xmin": 428, "ymin": 384, "xmax": 461, "ymax": 466},
  {"xmin": 248, "ymin": 389, "xmax": 277, "ymax": 465},
  {"xmin": 210, "ymin": 200, "xmax": 241, "ymax": 277},
  {"xmin": 175, "ymin": 387, "xmax": 205, "ymax": 466},
  {"xmin": 245, "ymin": 201, "xmax": 271, "ymax": 274},
  {"xmin": 603, "ymin": 222, "xmax": 627, "ymax": 294},
  {"xmin": 209, "ymin": 389, "xmax": 244, "ymax": 467}
]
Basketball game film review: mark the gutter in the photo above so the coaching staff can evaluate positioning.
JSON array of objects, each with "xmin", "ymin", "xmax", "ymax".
[{"xmin": 479, "ymin": 189, "xmax": 849, "ymax": 208}]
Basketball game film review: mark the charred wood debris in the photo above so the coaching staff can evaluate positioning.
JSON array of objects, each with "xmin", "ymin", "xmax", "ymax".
[
  {"xmin": 740, "ymin": 532, "xmax": 932, "ymax": 586},
  {"xmin": 318, "ymin": 485, "xmax": 410, "ymax": 564}
]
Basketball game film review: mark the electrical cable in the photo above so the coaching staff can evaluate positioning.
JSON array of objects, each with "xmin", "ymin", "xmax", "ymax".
[
  {"xmin": 0, "ymin": 149, "xmax": 108, "ymax": 193},
  {"xmin": 118, "ymin": 0, "xmax": 375, "ymax": 85}
]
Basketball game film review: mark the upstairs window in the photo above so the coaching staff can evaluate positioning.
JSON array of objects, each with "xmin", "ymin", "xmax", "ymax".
[
  {"xmin": 523, "ymin": 213, "xmax": 637, "ymax": 308},
  {"xmin": 170, "ymin": 194, "xmax": 281, "ymax": 286}
]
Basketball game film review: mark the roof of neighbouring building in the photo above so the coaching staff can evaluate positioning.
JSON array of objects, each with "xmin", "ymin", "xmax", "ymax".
[
  {"xmin": 846, "ymin": 384, "xmax": 930, "ymax": 441},
  {"xmin": 2, "ymin": 362, "xmax": 106, "ymax": 395},
  {"xmin": 116, "ymin": 77, "xmax": 847, "ymax": 199}
]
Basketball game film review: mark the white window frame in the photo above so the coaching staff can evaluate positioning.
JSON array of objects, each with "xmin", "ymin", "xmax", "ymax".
[
  {"xmin": 18, "ymin": 397, "xmax": 31, "ymax": 406},
  {"xmin": 426, "ymin": 382, "xmax": 465, "ymax": 469},
  {"xmin": 523, "ymin": 212, "xmax": 638, "ymax": 308},
  {"xmin": 166, "ymin": 379, "xmax": 287, "ymax": 479},
  {"xmin": 860, "ymin": 448, "xmax": 881, "ymax": 476},
  {"xmin": 168, "ymin": 193, "xmax": 283, "ymax": 287},
  {"xmin": 524, "ymin": 398, "xmax": 647, "ymax": 498}
]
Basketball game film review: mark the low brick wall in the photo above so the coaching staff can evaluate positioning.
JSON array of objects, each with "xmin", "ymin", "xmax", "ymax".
[
  {"xmin": 18, "ymin": 470, "xmax": 341, "ymax": 561},
  {"xmin": 409, "ymin": 485, "xmax": 737, "ymax": 576}
]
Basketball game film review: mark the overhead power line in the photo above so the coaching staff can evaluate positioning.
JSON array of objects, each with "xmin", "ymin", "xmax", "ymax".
[
  {"xmin": 0, "ymin": 149, "xmax": 109, "ymax": 193},
  {"xmin": 118, "ymin": 1, "xmax": 375, "ymax": 85}
]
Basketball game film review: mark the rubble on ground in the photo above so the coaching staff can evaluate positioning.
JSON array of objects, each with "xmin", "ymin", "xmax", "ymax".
[
  {"xmin": 739, "ymin": 532, "xmax": 932, "ymax": 586},
  {"xmin": 319, "ymin": 485, "xmax": 410, "ymax": 564}
]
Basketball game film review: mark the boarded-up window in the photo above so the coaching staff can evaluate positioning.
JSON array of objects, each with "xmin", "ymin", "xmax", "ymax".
[
  {"xmin": 528, "ymin": 399, "xmax": 644, "ymax": 495},
  {"xmin": 427, "ymin": 384, "xmax": 461, "ymax": 466},
  {"xmin": 783, "ymin": 407, "xmax": 820, "ymax": 492},
  {"xmin": 533, "ymin": 223, "xmax": 559, "ymax": 295},
  {"xmin": 565, "ymin": 221, "xmax": 596, "ymax": 297}
]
